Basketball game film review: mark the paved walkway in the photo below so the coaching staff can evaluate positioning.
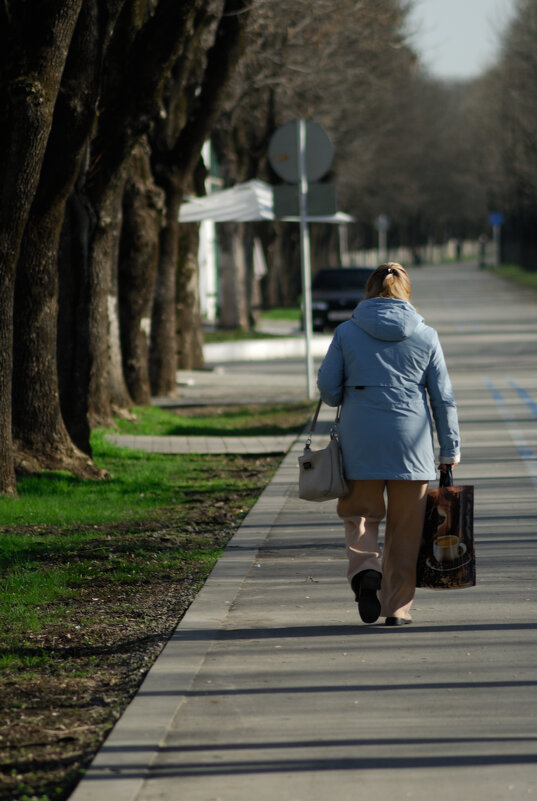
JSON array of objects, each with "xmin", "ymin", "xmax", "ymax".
[
  {"xmin": 108, "ymin": 359, "xmax": 319, "ymax": 454},
  {"xmin": 105, "ymin": 433, "xmax": 298, "ymax": 455},
  {"xmin": 70, "ymin": 264, "xmax": 537, "ymax": 801}
]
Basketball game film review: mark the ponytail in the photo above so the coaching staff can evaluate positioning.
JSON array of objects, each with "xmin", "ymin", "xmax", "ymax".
[{"xmin": 364, "ymin": 262, "xmax": 411, "ymax": 300}]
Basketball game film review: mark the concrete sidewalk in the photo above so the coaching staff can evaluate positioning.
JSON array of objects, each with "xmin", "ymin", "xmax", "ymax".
[
  {"xmin": 70, "ymin": 264, "xmax": 537, "ymax": 800},
  {"xmin": 109, "ymin": 361, "xmax": 316, "ymax": 454},
  {"xmin": 70, "ymin": 407, "xmax": 537, "ymax": 801},
  {"xmin": 105, "ymin": 433, "xmax": 297, "ymax": 455}
]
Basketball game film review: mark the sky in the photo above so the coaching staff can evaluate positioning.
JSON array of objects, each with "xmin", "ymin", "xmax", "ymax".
[{"xmin": 407, "ymin": 0, "xmax": 519, "ymax": 81}]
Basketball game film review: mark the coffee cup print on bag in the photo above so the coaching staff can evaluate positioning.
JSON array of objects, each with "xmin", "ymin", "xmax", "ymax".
[{"xmin": 433, "ymin": 534, "xmax": 460, "ymax": 563}]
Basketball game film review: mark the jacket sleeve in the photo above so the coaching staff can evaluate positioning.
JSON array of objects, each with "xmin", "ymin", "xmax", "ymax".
[
  {"xmin": 425, "ymin": 336, "xmax": 461, "ymax": 463},
  {"xmin": 316, "ymin": 330, "xmax": 345, "ymax": 406}
]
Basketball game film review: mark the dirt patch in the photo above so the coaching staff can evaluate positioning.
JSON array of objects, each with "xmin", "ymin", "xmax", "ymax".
[{"xmin": 0, "ymin": 456, "xmax": 282, "ymax": 801}]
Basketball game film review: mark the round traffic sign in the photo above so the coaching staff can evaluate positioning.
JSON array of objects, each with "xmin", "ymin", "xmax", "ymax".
[{"xmin": 269, "ymin": 121, "xmax": 334, "ymax": 183}]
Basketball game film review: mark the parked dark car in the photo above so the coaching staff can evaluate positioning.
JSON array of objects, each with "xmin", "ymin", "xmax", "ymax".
[{"xmin": 309, "ymin": 266, "xmax": 375, "ymax": 331}]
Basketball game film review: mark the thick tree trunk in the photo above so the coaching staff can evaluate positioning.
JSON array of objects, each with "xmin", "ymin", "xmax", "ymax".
[
  {"xmin": 87, "ymin": 168, "xmax": 132, "ymax": 426},
  {"xmin": 57, "ymin": 0, "xmax": 129, "ymax": 454},
  {"xmin": 12, "ymin": 0, "xmax": 107, "ymax": 479},
  {"xmin": 264, "ymin": 222, "xmax": 301, "ymax": 307},
  {"xmin": 0, "ymin": 0, "xmax": 84, "ymax": 495},
  {"xmin": 177, "ymin": 223, "xmax": 205, "ymax": 370},
  {"xmin": 12, "ymin": 196, "xmax": 106, "ymax": 480},
  {"xmin": 0, "ymin": 272, "xmax": 17, "ymax": 495},
  {"xmin": 119, "ymin": 141, "xmax": 164, "ymax": 404},
  {"xmin": 58, "ymin": 185, "xmax": 94, "ymax": 454},
  {"xmin": 150, "ymin": 190, "xmax": 182, "ymax": 396},
  {"xmin": 310, "ymin": 224, "xmax": 338, "ymax": 274},
  {"xmin": 218, "ymin": 222, "xmax": 250, "ymax": 330},
  {"xmin": 109, "ymin": 246, "xmax": 134, "ymax": 414}
]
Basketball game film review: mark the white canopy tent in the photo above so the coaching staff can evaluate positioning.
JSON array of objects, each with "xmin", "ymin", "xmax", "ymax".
[
  {"xmin": 179, "ymin": 178, "xmax": 354, "ymax": 397},
  {"xmin": 178, "ymin": 178, "xmax": 354, "ymax": 224},
  {"xmin": 179, "ymin": 179, "xmax": 273, "ymax": 222},
  {"xmin": 179, "ymin": 177, "xmax": 353, "ymax": 322}
]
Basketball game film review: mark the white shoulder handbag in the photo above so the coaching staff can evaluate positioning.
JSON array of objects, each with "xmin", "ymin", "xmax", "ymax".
[{"xmin": 298, "ymin": 399, "xmax": 348, "ymax": 502}]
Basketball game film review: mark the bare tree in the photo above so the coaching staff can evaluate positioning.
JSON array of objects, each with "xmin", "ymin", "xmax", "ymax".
[
  {"xmin": 150, "ymin": 0, "xmax": 252, "ymax": 389},
  {"xmin": 491, "ymin": 0, "xmax": 537, "ymax": 265},
  {"xmin": 82, "ymin": 0, "xmax": 203, "ymax": 426},
  {"xmin": 210, "ymin": 0, "xmax": 418, "ymax": 317}
]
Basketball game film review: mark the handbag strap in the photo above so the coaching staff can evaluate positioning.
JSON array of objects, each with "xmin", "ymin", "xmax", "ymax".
[
  {"xmin": 439, "ymin": 465, "xmax": 453, "ymax": 487},
  {"xmin": 309, "ymin": 398, "xmax": 323, "ymax": 432},
  {"xmin": 305, "ymin": 398, "xmax": 341, "ymax": 449}
]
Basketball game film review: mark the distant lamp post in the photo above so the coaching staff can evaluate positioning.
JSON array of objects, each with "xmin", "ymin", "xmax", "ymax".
[{"xmin": 375, "ymin": 214, "xmax": 390, "ymax": 262}]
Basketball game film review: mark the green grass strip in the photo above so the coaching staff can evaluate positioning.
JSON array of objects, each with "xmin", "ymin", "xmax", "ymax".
[
  {"xmin": 0, "ymin": 402, "xmax": 309, "ymax": 672},
  {"xmin": 111, "ymin": 402, "xmax": 312, "ymax": 437},
  {"xmin": 490, "ymin": 263, "xmax": 537, "ymax": 292},
  {"xmin": 0, "ymin": 424, "xmax": 280, "ymax": 528},
  {"xmin": 203, "ymin": 328, "xmax": 281, "ymax": 343},
  {"xmin": 259, "ymin": 307, "xmax": 301, "ymax": 321}
]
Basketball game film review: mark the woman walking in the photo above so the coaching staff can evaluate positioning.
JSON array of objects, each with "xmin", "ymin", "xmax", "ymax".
[{"xmin": 317, "ymin": 263, "xmax": 460, "ymax": 626}]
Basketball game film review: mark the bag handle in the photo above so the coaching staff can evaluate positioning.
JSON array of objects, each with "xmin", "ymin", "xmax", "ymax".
[
  {"xmin": 308, "ymin": 398, "xmax": 323, "ymax": 433},
  {"xmin": 439, "ymin": 465, "xmax": 454, "ymax": 487},
  {"xmin": 304, "ymin": 398, "xmax": 341, "ymax": 450}
]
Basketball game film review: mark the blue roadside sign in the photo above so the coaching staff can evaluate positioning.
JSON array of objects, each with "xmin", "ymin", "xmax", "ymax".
[{"xmin": 489, "ymin": 212, "xmax": 504, "ymax": 226}]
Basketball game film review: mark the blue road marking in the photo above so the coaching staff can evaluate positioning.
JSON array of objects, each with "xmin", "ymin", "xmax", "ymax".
[
  {"xmin": 484, "ymin": 379, "xmax": 537, "ymax": 487},
  {"xmin": 508, "ymin": 379, "xmax": 537, "ymax": 420}
]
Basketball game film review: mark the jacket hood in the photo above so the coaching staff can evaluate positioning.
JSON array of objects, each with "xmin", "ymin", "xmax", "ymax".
[{"xmin": 352, "ymin": 297, "xmax": 423, "ymax": 341}]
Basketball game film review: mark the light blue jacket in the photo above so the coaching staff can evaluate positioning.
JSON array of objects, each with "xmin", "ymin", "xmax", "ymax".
[{"xmin": 317, "ymin": 297, "xmax": 460, "ymax": 481}]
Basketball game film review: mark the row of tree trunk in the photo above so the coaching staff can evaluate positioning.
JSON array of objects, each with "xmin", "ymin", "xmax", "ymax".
[{"xmin": 0, "ymin": 0, "xmax": 251, "ymax": 496}]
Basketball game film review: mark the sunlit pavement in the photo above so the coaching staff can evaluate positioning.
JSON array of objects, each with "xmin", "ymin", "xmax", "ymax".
[{"xmin": 70, "ymin": 262, "xmax": 537, "ymax": 801}]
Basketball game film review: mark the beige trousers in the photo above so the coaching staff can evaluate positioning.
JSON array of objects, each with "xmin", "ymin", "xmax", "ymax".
[{"xmin": 337, "ymin": 479, "xmax": 428, "ymax": 620}]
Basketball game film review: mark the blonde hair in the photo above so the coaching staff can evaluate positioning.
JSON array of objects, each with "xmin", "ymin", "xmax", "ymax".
[{"xmin": 364, "ymin": 262, "xmax": 411, "ymax": 301}]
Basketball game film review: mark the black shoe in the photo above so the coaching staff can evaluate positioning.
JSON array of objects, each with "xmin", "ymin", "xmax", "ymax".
[
  {"xmin": 385, "ymin": 616, "xmax": 412, "ymax": 626},
  {"xmin": 351, "ymin": 570, "xmax": 382, "ymax": 624}
]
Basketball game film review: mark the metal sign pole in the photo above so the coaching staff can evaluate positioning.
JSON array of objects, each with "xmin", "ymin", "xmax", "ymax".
[
  {"xmin": 298, "ymin": 120, "xmax": 315, "ymax": 399},
  {"xmin": 269, "ymin": 119, "xmax": 334, "ymax": 400},
  {"xmin": 492, "ymin": 223, "xmax": 501, "ymax": 266},
  {"xmin": 488, "ymin": 212, "xmax": 504, "ymax": 267}
]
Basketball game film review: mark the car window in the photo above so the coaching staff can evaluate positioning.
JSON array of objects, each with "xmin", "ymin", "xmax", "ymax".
[{"xmin": 312, "ymin": 269, "xmax": 373, "ymax": 290}]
